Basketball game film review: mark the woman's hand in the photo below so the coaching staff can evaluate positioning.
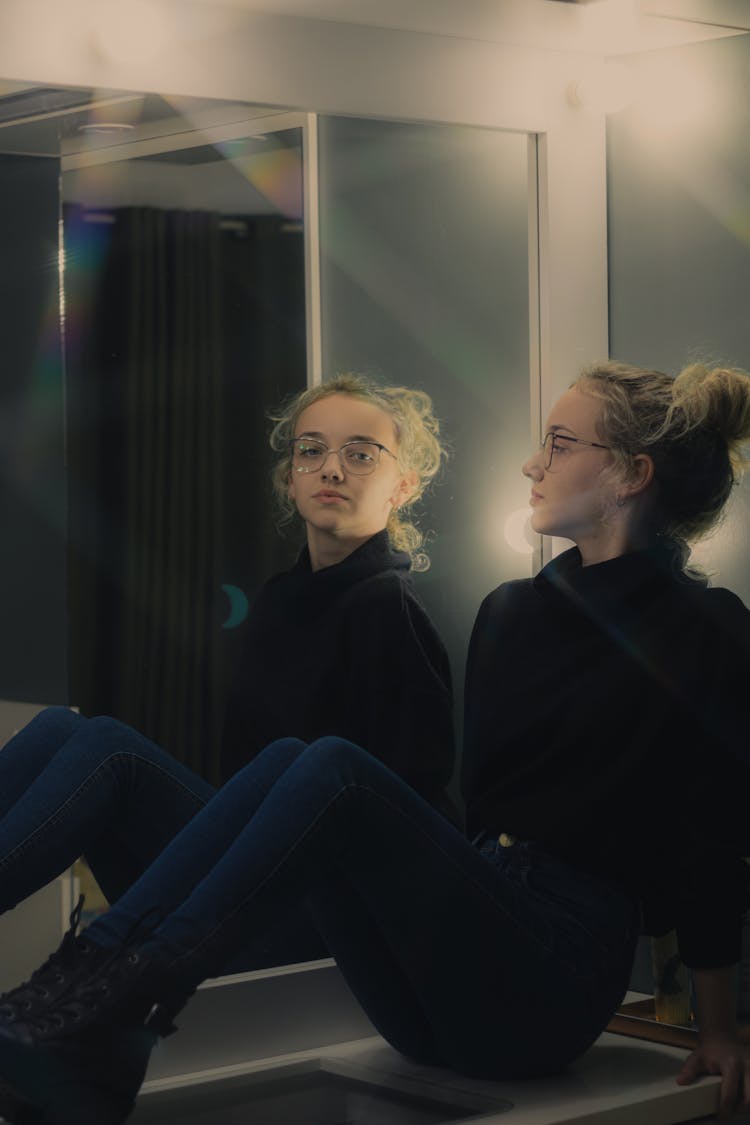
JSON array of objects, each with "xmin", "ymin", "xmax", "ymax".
[
  {"xmin": 677, "ymin": 1036, "xmax": 750, "ymax": 1120},
  {"xmin": 679, "ymin": 964, "xmax": 750, "ymax": 1120}
]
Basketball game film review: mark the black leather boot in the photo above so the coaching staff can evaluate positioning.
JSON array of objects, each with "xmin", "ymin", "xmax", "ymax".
[
  {"xmin": 0, "ymin": 898, "xmax": 107, "ymax": 1024},
  {"xmin": 0, "ymin": 896, "xmax": 115, "ymax": 1125},
  {"xmin": 0, "ymin": 935, "xmax": 184, "ymax": 1125}
]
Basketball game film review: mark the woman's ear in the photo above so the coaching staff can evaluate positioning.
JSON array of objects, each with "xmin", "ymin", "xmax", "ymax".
[
  {"xmin": 624, "ymin": 453, "xmax": 655, "ymax": 499},
  {"xmin": 391, "ymin": 469, "xmax": 418, "ymax": 510}
]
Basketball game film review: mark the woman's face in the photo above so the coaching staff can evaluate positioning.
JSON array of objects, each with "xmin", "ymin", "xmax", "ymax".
[
  {"xmin": 288, "ymin": 393, "xmax": 415, "ymax": 547},
  {"xmin": 522, "ymin": 387, "xmax": 618, "ymax": 543}
]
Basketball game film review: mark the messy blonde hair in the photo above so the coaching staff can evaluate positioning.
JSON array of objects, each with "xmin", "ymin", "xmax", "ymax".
[
  {"xmin": 269, "ymin": 373, "xmax": 445, "ymax": 570},
  {"xmin": 574, "ymin": 360, "xmax": 750, "ymax": 556}
]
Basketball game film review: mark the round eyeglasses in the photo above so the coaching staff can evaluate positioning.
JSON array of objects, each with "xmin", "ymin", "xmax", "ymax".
[
  {"xmin": 541, "ymin": 431, "xmax": 610, "ymax": 470},
  {"xmin": 290, "ymin": 437, "xmax": 397, "ymax": 476}
]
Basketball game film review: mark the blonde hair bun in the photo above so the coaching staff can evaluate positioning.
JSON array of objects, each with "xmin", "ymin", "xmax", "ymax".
[
  {"xmin": 670, "ymin": 364, "xmax": 750, "ymax": 473},
  {"xmin": 575, "ymin": 359, "xmax": 750, "ymax": 550}
]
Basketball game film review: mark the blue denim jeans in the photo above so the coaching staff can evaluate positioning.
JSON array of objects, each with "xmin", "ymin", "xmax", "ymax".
[
  {"xmin": 86, "ymin": 736, "xmax": 641, "ymax": 1080},
  {"xmin": 0, "ymin": 707, "xmax": 215, "ymax": 910},
  {"xmin": 0, "ymin": 707, "xmax": 327, "ymax": 968}
]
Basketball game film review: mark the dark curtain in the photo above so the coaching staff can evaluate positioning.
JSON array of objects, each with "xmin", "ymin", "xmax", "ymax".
[
  {"xmin": 65, "ymin": 203, "xmax": 306, "ymax": 781},
  {"xmin": 0, "ymin": 155, "xmax": 67, "ymax": 703},
  {"xmin": 66, "ymin": 206, "xmax": 224, "ymax": 778}
]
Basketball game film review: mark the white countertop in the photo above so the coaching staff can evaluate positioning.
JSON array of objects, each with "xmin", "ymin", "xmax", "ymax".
[
  {"xmin": 141, "ymin": 1026, "xmax": 728, "ymax": 1124},
  {"xmin": 139, "ymin": 970, "xmax": 738, "ymax": 1124},
  {"xmin": 320, "ymin": 1031, "xmax": 722, "ymax": 1125}
]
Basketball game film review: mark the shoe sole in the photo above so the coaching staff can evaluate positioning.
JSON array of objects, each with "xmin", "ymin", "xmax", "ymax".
[
  {"xmin": 0, "ymin": 1078, "xmax": 42, "ymax": 1124},
  {"xmin": 0, "ymin": 1031, "xmax": 141, "ymax": 1125}
]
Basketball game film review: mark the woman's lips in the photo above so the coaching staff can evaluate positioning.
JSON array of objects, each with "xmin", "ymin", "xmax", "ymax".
[
  {"xmin": 530, "ymin": 490, "xmax": 543, "ymax": 505},
  {"xmin": 313, "ymin": 490, "xmax": 347, "ymax": 502}
]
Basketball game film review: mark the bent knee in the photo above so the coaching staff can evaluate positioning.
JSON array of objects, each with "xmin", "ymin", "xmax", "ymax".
[
  {"xmin": 29, "ymin": 705, "xmax": 84, "ymax": 737},
  {"xmin": 228, "ymin": 737, "xmax": 308, "ymax": 781},
  {"xmin": 301, "ymin": 737, "xmax": 373, "ymax": 778},
  {"xmin": 85, "ymin": 715, "xmax": 137, "ymax": 741},
  {"xmin": 80, "ymin": 716, "xmax": 165, "ymax": 762}
]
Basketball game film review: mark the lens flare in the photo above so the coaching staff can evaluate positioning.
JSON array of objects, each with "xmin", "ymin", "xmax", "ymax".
[{"xmin": 215, "ymin": 142, "xmax": 303, "ymax": 220}]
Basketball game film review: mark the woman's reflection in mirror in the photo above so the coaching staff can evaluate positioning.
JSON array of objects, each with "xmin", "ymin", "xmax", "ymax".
[
  {"xmin": 2, "ymin": 361, "xmax": 750, "ymax": 1125},
  {"xmin": 0, "ymin": 372, "xmax": 456, "ymax": 970}
]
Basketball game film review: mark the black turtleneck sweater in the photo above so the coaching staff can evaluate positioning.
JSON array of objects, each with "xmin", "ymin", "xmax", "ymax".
[
  {"xmin": 220, "ymin": 531, "xmax": 455, "ymax": 819},
  {"xmin": 462, "ymin": 546, "xmax": 750, "ymax": 968}
]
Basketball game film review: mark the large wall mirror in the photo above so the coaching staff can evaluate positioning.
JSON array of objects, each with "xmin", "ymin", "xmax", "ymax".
[
  {"xmin": 0, "ymin": 89, "xmax": 311, "ymax": 778},
  {"xmin": 0, "ymin": 2, "xmax": 747, "ymax": 1064},
  {"xmin": 0, "ymin": 80, "xmax": 534, "ymax": 967}
]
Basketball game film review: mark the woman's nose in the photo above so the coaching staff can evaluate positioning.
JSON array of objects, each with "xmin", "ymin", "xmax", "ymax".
[
  {"xmin": 321, "ymin": 451, "xmax": 344, "ymax": 480},
  {"xmin": 522, "ymin": 450, "xmax": 543, "ymax": 481}
]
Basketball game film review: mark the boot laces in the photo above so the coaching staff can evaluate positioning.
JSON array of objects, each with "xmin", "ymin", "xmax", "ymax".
[
  {"xmin": 0, "ymin": 896, "xmax": 95, "ymax": 1018},
  {"xmin": 29, "ymin": 905, "xmax": 167, "ymax": 1037}
]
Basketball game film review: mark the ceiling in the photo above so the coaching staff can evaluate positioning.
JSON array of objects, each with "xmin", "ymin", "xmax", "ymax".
[
  {"xmin": 169, "ymin": 0, "xmax": 750, "ymax": 53},
  {"xmin": 0, "ymin": 0, "xmax": 748, "ymax": 156}
]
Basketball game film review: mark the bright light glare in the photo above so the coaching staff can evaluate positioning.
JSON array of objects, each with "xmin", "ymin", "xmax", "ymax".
[
  {"xmin": 503, "ymin": 508, "xmax": 535, "ymax": 556},
  {"xmin": 92, "ymin": 0, "xmax": 168, "ymax": 65},
  {"xmin": 57, "ymin": 225, "xmax": 66, "ymax": 327},
  {"xmin": 570, "ymin": 52, "xmax": 720, "ymax": 138}
]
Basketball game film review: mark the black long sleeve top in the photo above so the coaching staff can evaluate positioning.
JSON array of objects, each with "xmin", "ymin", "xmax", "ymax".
[
  {"xmin": 462, "ymin": 545, "xmax": 750, "ymax": 969},
  {"xmin": 221, "ymin": 530, "xmax": 456, "ymax": 818}
]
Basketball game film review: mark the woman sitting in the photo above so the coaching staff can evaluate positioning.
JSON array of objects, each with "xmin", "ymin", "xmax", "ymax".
[{"xmin": 0, "ymin": 361, "xmax": 748, "ymax": 1125}]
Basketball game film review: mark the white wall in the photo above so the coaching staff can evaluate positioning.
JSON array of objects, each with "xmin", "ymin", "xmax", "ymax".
[{"xmin": 607, "ymin": 32, "xmax": 750, "ymax": 600}]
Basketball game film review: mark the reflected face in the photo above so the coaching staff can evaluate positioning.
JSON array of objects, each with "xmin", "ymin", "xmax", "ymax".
[
  {"xmin": 288, "ymin": 394, "xmax": 413, "ymax": 545},
  {"xmin": 522, "ymin": 388, "xmax": 617, "ymax": 542}
]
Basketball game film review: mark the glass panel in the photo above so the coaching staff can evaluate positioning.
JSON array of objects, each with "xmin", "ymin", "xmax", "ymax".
[
  {"xmin": 61, "ymin": 114, "xmax": 306, "ymax": 778},
  {"xmin": 0, "ymin": 88, "xmax": 534, "ymax": 981},
  {"xmin": 0, "ymin": 89, "xmax": 308, "ymax": 772},
  {"xmin": 319, "ymin": 117, "xmax": 532, "ymax": 708}
]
